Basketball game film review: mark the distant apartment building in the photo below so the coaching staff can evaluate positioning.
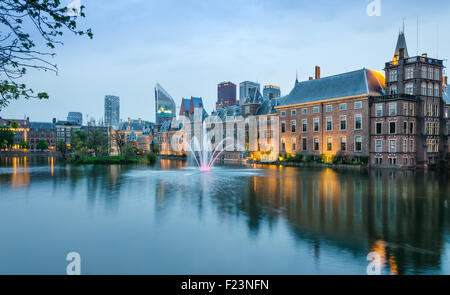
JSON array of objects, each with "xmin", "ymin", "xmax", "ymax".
[
  {"xmin": 263, "ymin": 85, "xmax": 281, "ymax": 100},
  {"xmin": 0, "ymin": 117, "xmax": 30, "ymax": 149},
  {"xmin": 105, "ymin": 95, "xmax": 120, "ymax": 128},
  {"xmin": 55, "ymin": 120, "xmax": 82, "ymax": 145},
  {"xmin": 239, "ymin": 81, "xmax": 261, "ymax": 102},
  {"xmin": 29, "ymin": 122, "xmax": 56, "ymax": 151},
  {"xmin": 67, "ymin": 112, "xmax": 83, "ymax": 126},
  {"xmin": 217, "ymin": 82, "xmax": 237, "ymax": 109}
]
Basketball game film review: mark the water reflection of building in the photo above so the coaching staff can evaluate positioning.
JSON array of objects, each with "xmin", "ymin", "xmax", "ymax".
[{"xmin": 209, "ymin": 167, "xmax": 449, "ymax": 274}]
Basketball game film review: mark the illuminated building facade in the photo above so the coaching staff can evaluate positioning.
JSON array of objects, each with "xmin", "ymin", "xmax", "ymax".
[
  {"xmin": 155, "ymin": 83, "xmax": 176, "ymax": 127},
  {"xmin": 275, "ymin": 69, "xmax": 385, "ymax": 163},
  {"xmin": 105, "ymin": 95, "xmax": 120, "ymax": 128},
  {"xmin": 0, "ymin": 117, "xmax": 30, "ymax": 149},
  {"xmin": 29, "ymin": 122, "xmax": 57, "ymax": 151},
  {"xmin": 372, "ymin": 30, "xmax": 447, "ymax": 168},
  {"xmin": 263, "ymin": 85, "xmax": 281, "ymax": 100},
  {"xmin": 217, "ymin": 82, "xmax": 237, "ymax": 109}
]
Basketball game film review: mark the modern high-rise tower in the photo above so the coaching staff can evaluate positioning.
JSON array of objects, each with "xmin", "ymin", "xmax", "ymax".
[
  {"xmin": 239, "ymin": 81, "xmax": 261, "ymax": 102},
  {"xmin": 263, "ymin": 85, "xmax": 281, "ymax": 100},
  {"xmin": 155, "ymin": 83, "xmax": 176, "ymax": 126},
  {"xmin": 217, "ymin": 82, "xmax": 237, "ymax": 109},
  {"xmin": 104, "ymin": 95, "xmax": 120, "ymax": 128}
]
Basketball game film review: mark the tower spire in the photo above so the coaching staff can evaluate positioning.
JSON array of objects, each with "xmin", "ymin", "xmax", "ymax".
[
  {"xmin": 394, "ymin": 28, "xmax": 409, "ymax": 58},
  {"xmin": 295, "ymin": 69, "xmax": 299, "ymax": 85}
]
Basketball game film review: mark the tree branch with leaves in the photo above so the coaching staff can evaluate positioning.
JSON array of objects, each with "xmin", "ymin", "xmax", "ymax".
[{"xmin": 0, "ymin": 0, "xmax": 93, "ymax": 110}]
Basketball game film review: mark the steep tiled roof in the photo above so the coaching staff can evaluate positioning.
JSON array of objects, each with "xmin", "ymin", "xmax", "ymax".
[
  {"xmin": 30, "ymin": 122, "xmax": 55, "ymax": 132},
  {"xmin": 256, "ymin": 96, "xmax": 288, "ymax": 116},
  {"xmin": 279, "ymin": 69, "xmax": 385, "ymax": 107}
]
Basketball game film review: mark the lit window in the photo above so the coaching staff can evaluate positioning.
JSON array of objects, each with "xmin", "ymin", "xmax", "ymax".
[
  {"xmin": 390, "ymin": 140, "xmax": 397, "ymax": 153},
  {"xmin": 327, "ymin": 137, "xmax": 332, "ymax": 151}
]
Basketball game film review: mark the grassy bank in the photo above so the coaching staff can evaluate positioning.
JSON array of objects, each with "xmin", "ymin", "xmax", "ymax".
[{"xmin": 67, "ymin": 156, "xmax": 141, "ymax": 165}]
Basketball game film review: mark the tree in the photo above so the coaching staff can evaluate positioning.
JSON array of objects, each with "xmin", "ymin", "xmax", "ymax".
[
  {"xmin": 57, "ymin": 139, "xmax": 66, "ymax": 158},
  {"xmin": 0, "ymin": 126, "xmax": 14, "ymax": 149},
  {"xmin": 19, "ymin": 139, "xmax": 29, "ymax": 149},
  {"xmin": 70, "ymin": 130, "xmax": 87, "ymax": 153},
  {"xmin": 36, "ymin": 139, "xmax": 48, "ymax": 151},
  {"xmin": 87, "ymin": 125, "xmax": 108, "ymax": 156},
  {"xmin": 111, "ymin": 131, "xmax": 126, "ymax": 156},
  {"xmin": 0, "ymin": 0, "xmax": 93, "ymax": 110}
]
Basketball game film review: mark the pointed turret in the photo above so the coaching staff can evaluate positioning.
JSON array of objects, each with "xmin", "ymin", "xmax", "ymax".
[{"xmin": 394, "ymin": 31, "xmax": 409, "ymax": 58}]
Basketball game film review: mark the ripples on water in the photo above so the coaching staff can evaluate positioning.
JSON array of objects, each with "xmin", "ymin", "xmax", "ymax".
[{"xmin": 0, "ymin": 156, "xmax": 449, "ymax": 275}]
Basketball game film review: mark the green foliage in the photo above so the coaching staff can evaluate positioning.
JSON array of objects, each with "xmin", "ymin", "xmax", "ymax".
[
  {"xmin": 146, "ymin": 151, "xmax": 157, "ymax": 164},
  {"xmin": 122, "ymin": 144, "xmax": 138, "ymax": 158},
  {"xmin": 0, "ymin": 0, "xmax": 93, "ymax": 110},
  {"xmin": 67, "ymin": 156, "xmax": 140, "ymax": 165},
  {"xmin": 86, "ymin": 127, "xmax": 108, "ymax": 156},
  {"xmin": 57, "ymin": 139, "xmax": 67, "ymax": 158},
  {"xmin": 293, "ymin": 153, "xmax": 303, "ymax": 162},
  {"xmin": 36, "ymin": 139, "xmax": 48, "ymax": 151},
  {"xmin": 305, "ymin": 154, "xmax": 315, "ymax": 163},
  {"xmin": 0, "ymin": 127, "xmax": 14, "ymax": 149},
  {"xmin": 19, "ymin": 139, "xmax": 30, "ymax": 149},
  {"xmin": 152, "ymin": 143, "xmax": 160, "ymax": 155},
  {"xmin": 70, "ymin": 130, "xmax": 87, "ymax": 154}
]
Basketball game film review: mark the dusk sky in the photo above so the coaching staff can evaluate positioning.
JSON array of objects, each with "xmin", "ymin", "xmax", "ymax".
[{"xmin": 1, "ymin": 0, "xmax": 449, "ymax": 123}]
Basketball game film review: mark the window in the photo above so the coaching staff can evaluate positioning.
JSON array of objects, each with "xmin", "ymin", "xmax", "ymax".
[
  {"xmin": 428, "ymin": 67, "xmax": 433, "ymax": 79},
  {"xmin": 428, "ymin": 83, "xmax": 433, "ymax": 96},
  {"xmin": 434, "ymin": 68, "xmax": 440, "ymax": 80},
  {"xmin": 376, "ymin": 140, "xmax": 383, "ymax": 153},
  {"xmin": 405, "ymin": 83, "xmax": 414, "ymax": 95},
  {"xmin": 281, "ymin": 122, "xmax": 286, "ymax": 133},
  {"xmin": 376, "ymin": 104, "xmax": 383, "ymax": 117},
  {"xmin": 410, "ymin": 122, "xmax": 414, "ymax": 134},
  {"xmin": 421, "ymin": 82, "xmax": 427, "ymax": 96},
  {"xmin": 340, "ymin": 116, "xmax": 347, "ymax": 130},
  {"xmin": 326, "ymin": 117, "xmax": 332, "ymax": 131},
  {"xmin": 376, "ymin": 122, "xmax": 382, "ymax": 134},
  {"xmin": 403, "ymin": 139, "xmax": 408, "ymax": 152},
  {"xmin": 245, "ymin": 106, "xmax": 250, "ymax": 115},
  {"xmin": 434, "ymin": 84, "xmax": 439, "ymax": 97},
  {"xmin": 314, "ymin": 138, "xmax": 319, "ymax": 151},
  {"xmin": 326, "ymin": 105, "xmax": 333, "ymax": 112},
  {"xmin": 302, "ymin": 119, "xmax": 307, "ymax": 132},
  {"xmin": 403, "ymin": 121, "xmax": 408, "ymax": 134},
  {"xmin": 410, "ymin": 103, "xmax": 415, "ymax": 116},
  {"xmin": 355, "ymin": 101, "xmax": 362, "ymax": 109},
  {"xmin": 291, "ymin": 110, "xmax": 297, "ymax": 116},
  {"xmin": 403, "ymin": 103, "xmax": 408, "ymax": 115},
  {"xmin": 421, "ymin": 66, "xmax": 427, "ymax": 79},
  {"xmin": 313, "ymin": 107, "xmax": 320, "ymax": 113},
  {"xmin": 390, "ymin": 70, "xmax": 397, "ymax": 82},
  {"xmin": 327, "ymin": 137, "xmax": 332, "ymax": 151},
  {"xmin": 281, "ymin": 139, "xmax": 286, "ymax": 151},
  {"xmin": 281, "ymin": 111, "xmax": 286, "ymax": 117},
  {"xmin": 302, "ymin": 108, "xmax": 308, "ymax": 115},
  {"xmin": 409, "ymin": 139, "xmax": 414, "ymax": 152},
  {"xmin": 314, "ymin": 118, "xmax": 319, "ymax": 132},
  {"xmin": 291, "ymin": 120, "xmax": 296, "ymax": 133},
  {"xmin": 355, "ymin": 136, "xmax": 362, "ymax": 152},
  {"xmin": 389, "ymin": 121, "xmax": 396, "ymax": 134},
  {"xmin": 355, "ymin": 115, "xmax": 362, "ymax": 130},
  {"xmin": 389, "ymin": 157, "xmax": 397, "ymax": 165},
  {"xmin": 389, "ymin": 140, "xmax": 397, "ymax": 153},
  {"xmin": 390, "ymin": 85, "xmax": 398, "ymax": 95},
  {"xmin": 405, "ymin": 67, "xmax": 414, "ymax": 79},
  {"xmin": 302, "ymin": 138, "xmax": 307, "ymax": 151},
  {"xmin": 340, "ymin": 137, "xmax": 347, "ymax": 151},
  {"xmin": 389, "ymin": 103, "xmax": 397, "ymax": 115},
  {"xmin": 292, "ymin": 138, "xmax": 296, "ymax": 152},
  {"xmin": 340, "ymin": 103, "xmax": 347, "ymax": 111}
]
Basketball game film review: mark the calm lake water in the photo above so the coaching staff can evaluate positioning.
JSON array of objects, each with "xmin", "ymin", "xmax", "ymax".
[{"xmin": 0, "ymin": 156, "xmax": 449, "ymax": 275}]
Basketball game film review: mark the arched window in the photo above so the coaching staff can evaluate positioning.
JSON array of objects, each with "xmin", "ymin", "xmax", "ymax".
[
  {"xmin": 428, "ymin": 83, "xmax": 433, "ymax": 96},
  {"xmin": 434, "ymin": 84, "xmax": 440, "ymax": 97},
  {"xmin": 421, "ymin": 82, "xmax": 427, "ymax": 96}
]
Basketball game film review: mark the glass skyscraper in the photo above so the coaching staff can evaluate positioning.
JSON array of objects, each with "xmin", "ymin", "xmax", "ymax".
[
  {"xmin": 104, "ymin": 95, "xmax": 120, "ymax": 128},
  {"xmin": 239, "ymin": 81, "xmax": 261, "ymax": 101},
  {"xmin": 263, "ymin": 85, "xmax": 281, "ymax": 100},
  {"xmin": 155, "ymin": 83, "xmax": 176, "ymax": 126}
]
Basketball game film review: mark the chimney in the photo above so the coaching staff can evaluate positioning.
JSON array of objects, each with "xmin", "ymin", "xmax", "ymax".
[
  {"xmin": 309, "ymin": 77, "xmax": 313, "ymax": 81},
  {"xmin": 138, "ymin": 118, "xmax": 142, "ymax": 124},
  {"xmin": 315, "ymin": 66, "xmax": 321, "ymax": 79},
  {"xmin": 399, "ymin": 48, "xmax": 405, "ymax": 59},
  {"xmin": 52, "ymin": 118, "xmax": 56, "ymax": 124},
  {"xmin": 422, "ymin": 53, "xmax": 427, "ymax": 58}
]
